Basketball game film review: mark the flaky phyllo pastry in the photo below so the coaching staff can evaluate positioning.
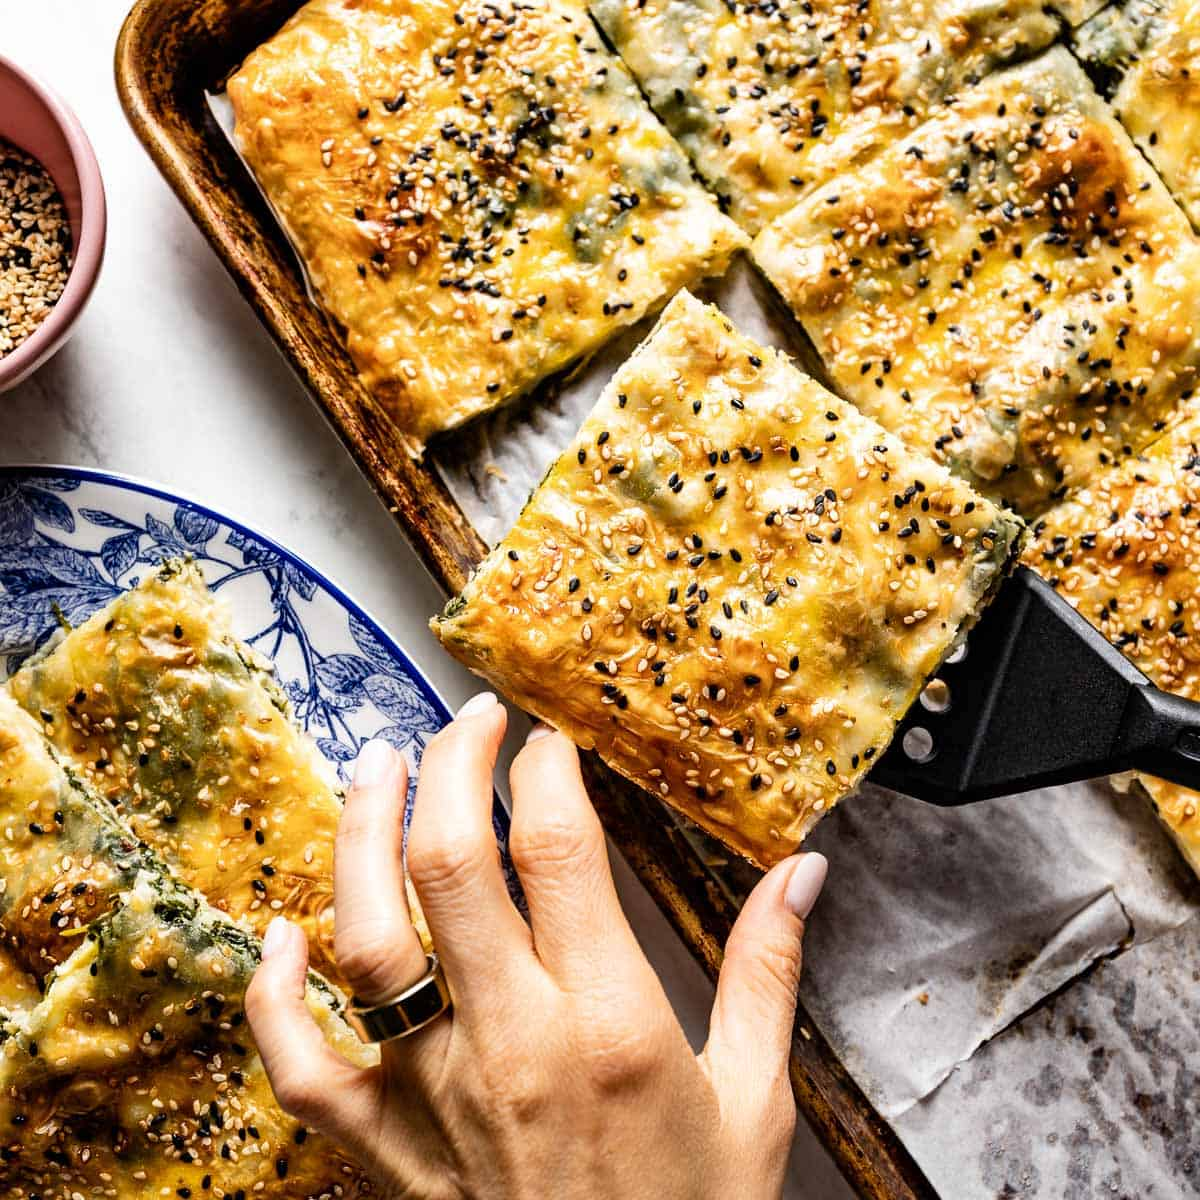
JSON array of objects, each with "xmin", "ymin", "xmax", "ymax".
[
  {"xmin": 752, "ymin": 48, "xmax": 1200, "ymax": 518},
  {"xmin": 6, "ymin": 560, "xmax": 349, "ymax": 989},
  {"xmin": 590, "ymin": 0, "xmax": 1068, "ymax": 233},
  {"xmin": 434, "ymin": 293, "xmax": 1023, "ymax": 866},
  {"xmin": 1077, "ymin": 0, "xmax": 1200, "ymax": 231},
  {"xmin": 228, "ymin": 0, "xmax": 744, "ymax": 451},
  {"xmin": 0, "ymin": 690, "xmax": 375, "ymax": 1198}
]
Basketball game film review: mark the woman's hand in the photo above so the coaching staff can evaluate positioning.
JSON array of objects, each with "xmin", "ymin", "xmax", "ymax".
[{"xmin": 246, "ymin": 691, "xmax": 827, "ymax": 1200}]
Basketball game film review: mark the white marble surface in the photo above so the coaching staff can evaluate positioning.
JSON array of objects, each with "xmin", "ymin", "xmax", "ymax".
[{"xmin": 0, "ymin": 3, "xmax": 854, "ymax": 1197}]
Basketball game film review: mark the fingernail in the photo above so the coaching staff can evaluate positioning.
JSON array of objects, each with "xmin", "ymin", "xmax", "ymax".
[
  {"xmin": 784, "ymin": 853, "xmax": 828, "ymax": 919},
  {"xmin": 262, "ymin": 917, "xmax": 292, "ymax": 961},
  {"xmin": 457, "ymin": 691, "xmax": 498, "ymax": 719},
  {"xmin": 525, "ymin": 723, "xmax": 554, "ymax": 744},
  {"xmin": 353, "ymin": 739, "xmax": 395, "ymax": 789}
]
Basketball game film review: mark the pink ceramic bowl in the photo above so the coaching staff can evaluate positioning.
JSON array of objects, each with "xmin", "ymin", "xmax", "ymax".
[{"xmin": 0, "ymin": 54, "xmax": 106, "ymax": 392}]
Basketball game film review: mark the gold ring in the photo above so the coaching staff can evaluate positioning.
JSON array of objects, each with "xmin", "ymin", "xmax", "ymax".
[{"xmin": 344, "ymin": 953, "xmax": 452, "ymax": 1043}]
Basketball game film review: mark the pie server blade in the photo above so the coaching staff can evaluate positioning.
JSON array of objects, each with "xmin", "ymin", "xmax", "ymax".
[{"xmin": 870, "ymin": 566, "xmax": 1200, "ymax": 805}]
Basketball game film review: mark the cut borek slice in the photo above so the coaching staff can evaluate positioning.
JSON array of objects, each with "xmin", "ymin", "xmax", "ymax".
[
  {"xmin": 228, "ymin": 0, "xmax": 745, "ymax": 450},
  {"xmin": 1076, "ymin": 0, "xmax": 1200, "ymax": 231},
  {"xmin": 0, "ymin": 690, "xmax": 156, "ymax": 978},
  {"xmin": 0, "ymin": 871, "xmax": 373, "ymax": 1199},
  {"xmin": 7, "ymin": 560, "xmax": 351, "ymax": 987},
  {"xmin": 590, "ymin": 0, "xmax": 1065, "ymax": 233},
  {"xmin": 752, "ymin": 48, "xmax": 1200, "ymax": 517},
  {"xmin": 434, "ymin": 291, "xmax": 1023, "ymax": 866}
]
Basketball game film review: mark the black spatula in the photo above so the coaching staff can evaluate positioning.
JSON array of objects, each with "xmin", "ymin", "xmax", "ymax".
[{"xmin": 870, "ymin": 565, "xmax": 1200, "ymax": 805}]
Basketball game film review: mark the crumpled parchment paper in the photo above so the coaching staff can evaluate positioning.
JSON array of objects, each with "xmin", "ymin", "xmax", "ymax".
[
  {"xmin": 893, "ymin": 915, "xmax": 1200, "ymax": 1197},
  {"xmin": 797, "ymin": 780, "xmax": 1198, "ymax": 1120}
]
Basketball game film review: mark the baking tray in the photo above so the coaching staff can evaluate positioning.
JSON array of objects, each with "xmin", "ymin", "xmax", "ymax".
[{"xmin": 113, "ymin": 2, "xmax": 937, "ymax": 1196}]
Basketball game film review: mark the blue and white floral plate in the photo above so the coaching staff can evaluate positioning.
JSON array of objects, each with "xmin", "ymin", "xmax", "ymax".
[{"xmin": 0, "ymin": 465, "xmax": 512, "ymax": 862}]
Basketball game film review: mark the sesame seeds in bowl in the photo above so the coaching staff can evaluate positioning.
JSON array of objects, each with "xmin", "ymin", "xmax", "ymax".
[
  {"xmin": 0, "ymin": 143, "xmax": 73, "ymax": 359},
  {"xmin": 0, "ymin": 54, "xmax": 106, "ymax": 393}
]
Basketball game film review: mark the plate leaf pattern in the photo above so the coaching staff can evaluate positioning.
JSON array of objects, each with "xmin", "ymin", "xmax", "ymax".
[{"xmin": 0, "ymin": 470, "xmax": 450, "ymax": 778}]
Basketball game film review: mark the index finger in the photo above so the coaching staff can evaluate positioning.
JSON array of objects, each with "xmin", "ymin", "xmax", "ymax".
[
  {"xmin": 406, "ymin": 693, "xmax": 533, "ymax": 1001},
  {"xmin": 334, "ymin": 741, "xmax": 428, "ymax": 1006}
]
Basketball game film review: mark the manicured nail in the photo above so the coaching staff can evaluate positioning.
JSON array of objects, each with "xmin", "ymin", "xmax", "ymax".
[
  {"xmin": 525, "ymin": 723, "xmax": 554, "ymax": 744},
  {"xmin": 784, "ymin": 853, "xmax": 828, "ymax": 919},
  {"xmin": 353, "ymin": 739, "xmax": 395, "ymax": 789},
  {"xmin": 262, "ymin": 916, "xmax": 292, "ymax": 961},
  {"xmin": 457, "ymin": 691, "xmax": 498, "ymax": 719}
]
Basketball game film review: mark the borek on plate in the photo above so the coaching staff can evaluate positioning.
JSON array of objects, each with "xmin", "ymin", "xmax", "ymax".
[
  {"xmin": 6, "ymin": 560, "xmax": 353, "ymax": 988},
  {"xmin": 0, "ymin": 692, "xmax": 373, "ymax": 1198}
]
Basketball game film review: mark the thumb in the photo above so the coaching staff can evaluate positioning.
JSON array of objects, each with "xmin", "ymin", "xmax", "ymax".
[
  {"xmin": 245, "ymin": 918, "xmax": 375, "ymax": 1139},
  {"xmin": 702, "ymin": 853, "xmax": 827, "ymax": 1117}
]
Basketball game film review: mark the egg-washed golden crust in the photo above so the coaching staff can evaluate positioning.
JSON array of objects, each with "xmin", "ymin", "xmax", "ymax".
[
  {"xmin": 0, "ymin": 947, "xmax": 37, "ymax": 1015},
  {"xmin": 6, "ymin": 561, "xmax": 350, "ymax": 990},
  {"xmin": 0, "ymin": 943, "xmax": 39, "ymax": 1045},
  {"xmin": 1029, "ymin": 400, "xmax": 1200, "ymax": 874},
  {"xmin": 434, "ymin": 291, "xmax": 1022, "ymax": 866},
  {"xmin": 752, "ymin": 47, "xmax": 1200, "ymax": 517},
  {"xmin": 1077, "ymin": 0, "xmax": 1200, "ymax": 230},
  {"xmin": 0, "ymin": 873, "xmax": 373, "ymax": 1200},
  {"xmin": 227, "ymin": 0, "xmax": 745, "ymax": 452},
  {"xmin": 589, "ymin": 0, "xmax": 1063, "ymax": 234},
  {"xmin": 0, "ymin": 690, "xmax": 375, "ymax": 1197},
  {"xmin": 0, "ymin": 691, "xmax": 160, "ymax": 980}
]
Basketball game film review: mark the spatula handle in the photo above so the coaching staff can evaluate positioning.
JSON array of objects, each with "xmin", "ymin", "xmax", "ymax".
[{"xmin": 1115, "ymin": 684, "xmax": 1200, "ymax": 791}]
